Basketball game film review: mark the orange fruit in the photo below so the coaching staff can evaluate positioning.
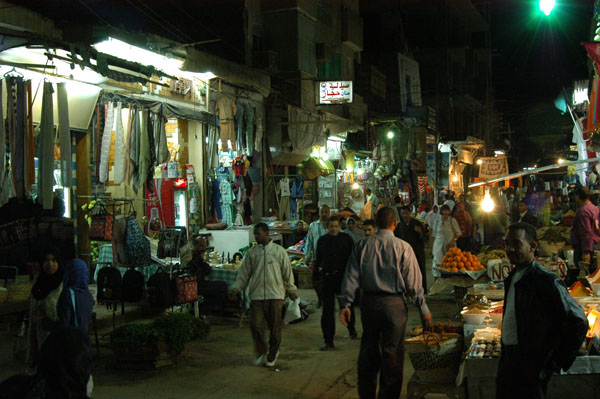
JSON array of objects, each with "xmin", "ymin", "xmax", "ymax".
[
  {"xmin": 452, "ymin": 267, "xmax": 458, "ymax": 272},
  {"xmin": 451, "ymin": 262, "xmax": 457, "ymax": 268},
  {"xmin": 465, "ymin": 261, "xmax": 472, "ymax": 267},
  {"xmin": 458, "ymin": 262, "xmax": 464, "ymax": 268}
]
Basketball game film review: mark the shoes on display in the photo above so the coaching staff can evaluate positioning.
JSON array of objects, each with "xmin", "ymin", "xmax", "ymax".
[{"xmin": 265, "ymin": 351, "xmax": 279, "ymax": 367}]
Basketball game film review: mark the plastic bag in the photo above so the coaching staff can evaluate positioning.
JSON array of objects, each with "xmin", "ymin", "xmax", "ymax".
[{"xmin": 283, "ymin": 298, "xmax": 302, "ymax": 324}]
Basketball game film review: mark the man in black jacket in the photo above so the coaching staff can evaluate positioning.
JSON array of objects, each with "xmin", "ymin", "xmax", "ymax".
[
  {"xmin": 315, "ymin": 216, "xmax": 356, "ymax": 350},
  {"xmin": 394, "ymin": 206, "xmax": 427, "ymax": 292},
  {"xmin": 518, "ymin": 200, "xmax": 538, "ymax": 226},
  {"xmin": 497, "ymin": 222, "xmax": 588, "ymax": 399}
]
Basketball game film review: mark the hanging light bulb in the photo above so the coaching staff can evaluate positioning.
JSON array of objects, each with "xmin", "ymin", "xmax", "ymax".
[
  {"xmin": 452, "ymin": 175, "xmax": 459, "ymax": 182},
  {"xmin": 387, "ymin": 131, "xmax": 394, "ymax": 139},
  {"xmin": 352, "ymin": 183, "xmax": 360, "ymax": 189},
  {"xmin": 481, "ymin": 191, "xmax": 495, "ymax": 213}
]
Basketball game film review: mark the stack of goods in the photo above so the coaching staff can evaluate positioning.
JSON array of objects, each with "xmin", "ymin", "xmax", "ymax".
[
  {"xmin": 477, "ymin": 249, "xmax": 508, "ymax": 266},
  {"xmin": 466, "ymin": 339, "xmax": 501, "ymax": 359},
  {"xmin": 439, "ymin": 248, "xmax": 485, "ymax": 273}
]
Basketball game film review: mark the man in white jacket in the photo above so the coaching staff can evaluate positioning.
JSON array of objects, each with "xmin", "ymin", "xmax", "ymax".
[{"xmin": 230, "ymin": 223, "xmax": 298, "ymax": 367}]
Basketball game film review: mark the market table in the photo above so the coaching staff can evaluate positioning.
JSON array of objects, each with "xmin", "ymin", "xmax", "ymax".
[
  {"xmin": 458, "ymin": 355, "xmax": 600, "ymax": 398},
  {"xmin": 94, "ymin": 244, "xmax": 162, "ymax": 283},
  {"xmin": 205, "ymin": 266, "xmax": 250, "ymax": 311}
]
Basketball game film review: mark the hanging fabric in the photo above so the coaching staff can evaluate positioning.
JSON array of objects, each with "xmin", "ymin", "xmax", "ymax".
[
  {"xmin": 153, "ymin": 113, "xmax": 169, "ymax": 164},
  {"xmin": 98, "ymin": 102, "xmax": 114, "ymax": 183},
  {"xmin": 57, "ymin": 83, "xmax": 72, "ymax": 188},
  {"xmin": 138, "ymin": 109, "xmax": 151, "ymax": 191},
  {"xmin": 129, "ymin": 107, "xmax": 140, "ymax": 193},
  {"xmin": 0, "ymin": 80, "xmax": 8, "ymax": 206},
  {"xmin": 254, "ymin": 103, "xmax": 264, "ymax": 152},
  {"xmin": 7, "ymin": 77, "xmax": 24, "ymax": 197},
  {"xmin": 124, "ymin": 105, "xmax": 134, "ymax": 184},
  {"xmin": 113, "ymin": 102, "xmax": 126, "ymax": 184},
  {"xmin": 244, "ymin": 103, "xmax": 255, "ymax": 156},
  {"xmin": 25, "ymin": 80, "xmax": 35, "ymax": 191},
  {"xmin": 206, "ymin": 123, "xmax": 219, "ymax": 170},
  {"xmin": 37, "ymin": 82, "xmax": 54, "ymax": 210}
]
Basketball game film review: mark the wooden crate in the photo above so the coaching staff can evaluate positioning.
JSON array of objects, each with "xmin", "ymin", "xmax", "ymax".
[{"xmin": 295, "ymin": 268, "xmax": 313, "ymax": 289}]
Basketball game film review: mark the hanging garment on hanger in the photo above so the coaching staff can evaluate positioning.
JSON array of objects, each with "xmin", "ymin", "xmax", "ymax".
[
  {"xmin": 7, "ymin": 77, "xmax": 24, "ymax": 197},
  {"xmin": 244, "ymin": 103, "xmax": 255, "ymax": 156},
  {"xmin": 124, "ymin": 105, "xmax": 133, "ymax": 184},
  {"xmin": 129, "ymin": 108, "xmax": 140, "ymax": 193},
  {"xmin": 153, "ymin": 113, "xmax": 169, "ymax": 164},
  {"xmin": 215, "ymin": 96, "xmax": 236, "ymax": 151},
  {"xmin": 138, "ymin": 109, "xmax": 151, "ymax": 190},
  {"xmin": 113, "ymin": 102, "xmax": 126, "ymax": 184},
  {"xmin": 220, "ymin": 179, "xmax": 234, "ymax": 226},
  {"xmin": 206, "ymin": 123, "xmax": 219, "ymax": 170},
  {"xmin": 98, "ymin": 102, "xmax": 115, "ymax": 183},
  {"xmin": 254, "ymin": 103, "xmax": 264, "ymax": 152},
  {"xmin": 37, "ymin": 82, "xmax": 54, "ymax": 210},
  {"xmin": 0, "ymin": 80, "xmax": 8, "ymax": 206},
  {"xmin": 57, "ymin": 83, "xmax": 72, "ymax": 188},
  {"xmin": 25, "ymin": 80, "xmax": 34, "ymax": 191},
  {"xmin": 234, "ymin": 101, "xmax": 245, "ymax": 152}
]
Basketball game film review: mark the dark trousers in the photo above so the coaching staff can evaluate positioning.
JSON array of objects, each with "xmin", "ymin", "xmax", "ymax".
[
  {"xmin": 496, "ymin": 347, "xmax": 553, "ymax": 399},
  {"xmin": 457, "ymin": 236, "xmax": 471, "ymax": 252},
  {"xmin": 415, "ymin": 253, "xmax": 427, "ymax": 293},
  {"xmin": 321, "ymin": 279, "xmax": 355, "ymax": 345},
  {"xmin": 249, "ymin": 299, "xmax": 283, "ymax": 362},
  {"xmin": 358, "ymin": 294, "xmax": 408, "ymax": 399}
]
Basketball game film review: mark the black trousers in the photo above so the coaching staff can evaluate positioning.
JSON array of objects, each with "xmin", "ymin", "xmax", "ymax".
[
  {"xmin": 496, "ymin": 347, "xmax": 553, "ymax": 399},
  {"xmin": 321, "ymin": 278, "xmax": 355, "ymax": 345},
  {"xmin": 358, "ymin": 294, "xmax": 408, "ymax": 399}
]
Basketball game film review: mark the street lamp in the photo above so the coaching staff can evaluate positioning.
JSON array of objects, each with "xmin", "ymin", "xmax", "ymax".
[
  {"xmin": 539, "ymin": 0, "xmax": 555, "ymax": 16},
  {"xmin": 387, "ymin": 131, "xmax": 394, "ymax": 139}
]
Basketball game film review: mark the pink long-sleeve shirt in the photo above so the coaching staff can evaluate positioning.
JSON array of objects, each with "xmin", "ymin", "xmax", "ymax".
[{"xmin": 570, "ymin": 201, "xmax": 600, "ymax": 253}]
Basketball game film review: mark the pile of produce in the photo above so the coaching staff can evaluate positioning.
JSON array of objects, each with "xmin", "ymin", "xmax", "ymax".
[
  {"xmin": 477, "ymin": 250, "xmax": 508, "ymax": 266},
  {"xmin": 540, "ymin": 226, "xmax": 567, "ymax": 243},
  {"xmin": 440, "ymin": 248, "xmax": 485, "ymax": 272}
]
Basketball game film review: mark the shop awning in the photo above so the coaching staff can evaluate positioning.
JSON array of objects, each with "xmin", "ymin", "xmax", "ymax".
[{"xmin": 182, "ymin": 47, "xmax": 270, "ymax": 97}]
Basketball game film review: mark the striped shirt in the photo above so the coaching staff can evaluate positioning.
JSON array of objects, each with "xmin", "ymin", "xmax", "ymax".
[{"xmin": 305, "ymin": 220, "xmax": 328, "ymax": 262}]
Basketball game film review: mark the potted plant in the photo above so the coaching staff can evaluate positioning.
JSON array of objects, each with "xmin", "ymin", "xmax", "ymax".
[{"xmin": 110, "ymin": 312, "xmax": 210, "ymax": 369}]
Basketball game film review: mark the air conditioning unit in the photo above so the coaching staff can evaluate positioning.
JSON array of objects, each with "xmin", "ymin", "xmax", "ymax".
[{"xmin": 253, "ymin": 50, "xmax": 279, "ymax": 72}]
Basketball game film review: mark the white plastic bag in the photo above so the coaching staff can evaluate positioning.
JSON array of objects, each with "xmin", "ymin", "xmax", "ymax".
[{"xmin": 283, "ymin": 298, "xmax": 302, "ymax": 324}]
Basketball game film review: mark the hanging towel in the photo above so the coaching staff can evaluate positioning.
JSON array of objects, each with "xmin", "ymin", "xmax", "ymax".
[
  {"xmin": 57, "ymin": 83, "xmax": 72, "ymax": 188},
  {"xmin": 154, "ymin": 113, "xmax": 169, "ymax": 164},
  {"xmin": 137, "ymin": 109, "xmax": 151, "ymax": 191},
  {"xmin": 124, "ymin": 105, "xmax": 133, "ymax": 184},
  {"xmin": 25, "ymin": 80, "xmax": 35, "ymax": 191},
  {"xmin": 98, "ymin": 102, "xmax": 114, "ymax": 183},
  {"xmin": 113, "ymin": 102, "xmax": 126, "ymax": 184},
  {"xmin": 37, "ymin": 82, "xmax": 54, "ymax": 210},
  {"xmin": 0, "ymin": 80, "xmax": 8, "ymax": 206}
]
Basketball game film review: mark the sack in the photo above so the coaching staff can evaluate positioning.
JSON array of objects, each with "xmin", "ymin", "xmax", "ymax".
[
  {"xmin": 175, "ymin": 274, "xmax": 198, "ymax": 304},
  {"xmin": 123, "ymin": 217, "xmax": 151, "ymax": 267},
  {"xmin": 157, "ymin": 227, "xmax": 187, "ymax": 258},
  {"xmin": 97, "ymin": 267, "xmax": 122, "ymax": 302},
  {"xmin": 90, "ymin": 210, "xmax": 114, "ymax": 241},
  {"xmin": 283, "ymin": 298, "xmax": 302, "ymax": 324},
  {"xmin": 121, "ymin": 269, "xmax": 144, "ymax": 302},
  {"xmin": 147, "ymin": 268, "xmax": 176, "ymax": 308},
  {"xmin": 405, "ymin": 332, "xmax": 463, "ymax": 371}
]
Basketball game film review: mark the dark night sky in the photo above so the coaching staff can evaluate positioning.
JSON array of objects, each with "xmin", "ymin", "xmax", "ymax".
[{"xmin": 491, "ymin": 0, "xmax": 596, "ymax": 121}]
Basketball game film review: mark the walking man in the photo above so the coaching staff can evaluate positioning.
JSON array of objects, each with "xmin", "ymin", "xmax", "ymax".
[
  {"xmin": 315, "ymin": 216, "xmax": 356, "ymax": 350},
  {"xmin": 497, "ymin": 222, "xmax": 588, "ymax": 399},
  {"xmin": 570, "ymin": 186, "xmax": 600, "ymax": 283},
  {"xmin": 230, "ymin": 223, "xmax": 297, "ymax": 367},
  {"xmin": 339, "ymin": 207, "xmax": 432, "ymax": 399},
  {"xmin": 362, "ymin": 219, "xmax": 377, "ymax": 237},
  {"xmin": 395, "ymin": 205, "xmax": 427, "ymax": 292},
  {"xmin": 305, "ymin": 205, "xmax": 330, "ymax": 307}
]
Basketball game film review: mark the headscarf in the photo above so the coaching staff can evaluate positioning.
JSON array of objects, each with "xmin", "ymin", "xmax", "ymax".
[
  {"xmin": 62, "ymin": 259, "xmax": 89, "ymax": 293},
  {"xmin": 31, "ymin": 251, "xmax": 64, "ymax": 301},
  {"xmin": 344, "ymin": 217, "xmax": 365, "ymax": 242}
]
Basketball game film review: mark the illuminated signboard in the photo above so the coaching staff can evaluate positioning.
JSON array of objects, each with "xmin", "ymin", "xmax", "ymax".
[{"xmin": 318, "ymin": 81, "xmax": 353, "ymax": 104}]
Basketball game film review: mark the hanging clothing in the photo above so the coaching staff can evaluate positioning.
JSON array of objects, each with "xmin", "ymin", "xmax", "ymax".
[
  {"xmin": 138, "ymin": 109, "xmax": 151, "ymax": 190},
  {"xmin": 207, "ymin": 124, "xmax": 219, "ymax": 170},
  {"xmin": 124, "ymin": 105, "xmax": 134, "ymax": 184},
  {"xmin": 153, "ymin": 113, "xmax": 169, "ymax": 164},
  {"xmin": 0, "ymin": 80, "xmax": 8, "ymax": 206},
  {"xmin": 37, "ymin": 82, "xmax": 54, "ymax": 210},
  {"xmin": 234, "ymin": 101, "xmax": 245, "ymax": 152},
  {"xmin": 25, "ymin": 80, "xmax": 34, "ymax": 191},
  {"xmin": 279, "ymin": 196, "xmax": 290, "ymax": 221},
  {"xmin": 98, "ymin": 102, "xmax": 114, "ymax": 183},
  {"xmin": 7, "ymin": 77, "xmax": 26, "ymax": 198},
  {"xmin": 291, "ymin": 178, "xmax": 304, "ymax": 199},
  {"xmin": 129, "ymin": 108, "xmax": 140, "ymax": 193},
  {"xmin": 280, "ymin": 178, "xmax": 290, "ymax": 197},
  {"xmin": 255, "ymin": 103, "xmax": 264, "ymax": 152},
  {"xmin": 56, "ymin": 83, "xmax": 72, "ymax": 188},
  {"xmin": 112, "ymin": 102, "xmax": 126, "ymax": 184},
  {"xmin": 215, "ymin": 96, "xmax": 236, "ymax": 150},
  {"xmin": 244, "ymin": 103, "xmax": 255, "ymax": 156},
  {"xmin": 220, "ymin": 179, "xmax": 234, "ymax": 226},
  {"xmin": 212, "ymin": 178, "xmax": 222, "ymax": 220},
  {"xmin": 290, "ymin": 199, "xmax": 298, "ymax": 220}
]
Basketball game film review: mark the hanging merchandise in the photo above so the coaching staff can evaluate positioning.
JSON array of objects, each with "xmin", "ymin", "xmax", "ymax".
[
  {"xmin": 25, "ymin": 81, "xmax": 34, "ymax": 191},
  {"xmin": 0, "ymin": 80, "xmax": 7, "ymax": 206},
  {"xmin": 129, "ymin": 108, "xmax": 141, "ymax": 193},
  {"xmin": 211, "ymin": 177, "xmax": 222, "ymax": 220},
  {"xmin": 145, "ymin": 180, "xmax": 165, "ymax": 235},
  {"xmin": 113, "ymin": 102, "xmax": 126, "ymax": 184},
  {"xmin": 220, "ymin": 178, "xmax": 234, "ymax": 226},
  {"xmin": 235, "ymin": 101, "xmax": 245, "ymax": 152},
  {"xmin": 37, "ymin": 82, "xmax": 54, "ymax": 210},
  {"xmin": 7, "ymin": 77, "xmax": 26, "ymax": 198},
  {"xmin": 215, "ymin": 96, "xmax": 236, "ymax": 151},
  {"xmin": 254, "ymin": 103, "xmax": 264, "ymax": 152},
  {"xmin": 207, "ymin": 124, "xmax": 219, "ymax": 170},
  {"xmin": 244, "ymin": 103, "xmax": 255, "ymax": 156},
  {"xmin": 124, "ymin": 105, "xmax": 134, "ymax": 184},
  {"xmin": 99, "ymin": 102, "xmax": 114, "ymax": 183},
  {"xmin": 153, "ymin": 113, "xmax": 169, "ymax": 164},
  {"xmin": 138, "ymin": 109, "xmax": 151, "ymax": 190},
  {"xmin": 124, "ymin": 216, "xmax": 151, "ymax": 267},
  {"xmin": 89, "ymin": 204, "xmax": 114, "ymax": 241},
  {"xmin": 56, "ymin": 83, "xmax": 72, "ymax": 188}
]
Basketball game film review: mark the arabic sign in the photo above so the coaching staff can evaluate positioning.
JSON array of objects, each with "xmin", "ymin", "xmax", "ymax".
[
  {"xmin": 479, "ymin": 156, "xmax": 508, "ymax": 179},
  {"xmin": 318, "ymin": 81, "xmax": 353, "ymax": 104}
]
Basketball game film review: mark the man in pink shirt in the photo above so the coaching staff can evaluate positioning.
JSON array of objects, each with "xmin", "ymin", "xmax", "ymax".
[{"xmin": 570, "ymin": 186, "xmax": 600, "ymax": 283}]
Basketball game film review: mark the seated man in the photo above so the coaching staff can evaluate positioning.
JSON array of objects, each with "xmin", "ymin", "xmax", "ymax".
[{"xmin": 188, "ymin": 236, "xmax": 227, "ymax": 315}]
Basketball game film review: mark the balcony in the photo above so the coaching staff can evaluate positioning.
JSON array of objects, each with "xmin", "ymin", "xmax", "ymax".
[{"xmin": 341, "ymin": 8, "xmax": 363, "ymax": 52}]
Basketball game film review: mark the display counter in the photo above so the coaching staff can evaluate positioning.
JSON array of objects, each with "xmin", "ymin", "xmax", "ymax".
[{"xmin": 203, "ymin": 228, "xmax": 282, "ymax": 257}]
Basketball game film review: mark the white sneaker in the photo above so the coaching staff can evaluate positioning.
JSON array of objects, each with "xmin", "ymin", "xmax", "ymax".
[
  {"xmin": 264, "ymin": 351, "xmax": 279, "ymax": 367},
  {"xmin": 253, "ymin": 354, "xmax": 265, "ymax": 366}
]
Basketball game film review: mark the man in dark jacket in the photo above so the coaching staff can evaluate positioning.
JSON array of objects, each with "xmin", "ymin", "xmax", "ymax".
[
  {"xmin": 518, "ymin": 200, "xmax": 538, "ymax": 227},
  {"xmin": 497, "ymin": 222, "xmax": 588, "ymax": 399},
  {"xmin": 315, "ymin": 216, "xmax": 356, "ymax": 350},
  {"xmin": 394, "ymin": 206, "xmax": 427, "ymax": 292}
]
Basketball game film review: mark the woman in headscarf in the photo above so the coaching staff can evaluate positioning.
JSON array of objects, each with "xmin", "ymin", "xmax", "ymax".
[
  {"xmin": 55, "ymin": 259, "xmax": 94, "ymax": 333},
  {"xmin": 343, "ymin": 216, "xmax": 364, "ymax": 243},
  {"xmin": 28, "ymin": 247, "xmax": 64, "ymax": 363},
  {"xmin": 431, "ymin": 204, "xmax": 462, "ymax": 278}
]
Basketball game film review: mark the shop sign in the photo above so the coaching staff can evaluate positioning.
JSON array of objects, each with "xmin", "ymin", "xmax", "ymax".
[
  {"xmin": 318, "ymin": 81, "xmax": 353, "ymax": 104},
  {"xmin": 478, "ymin": 156, "xmax": 508, "ymax": 179},
  {"xmin": 487, "ymin": 259, "xmax": 513, "ymax": 281}
]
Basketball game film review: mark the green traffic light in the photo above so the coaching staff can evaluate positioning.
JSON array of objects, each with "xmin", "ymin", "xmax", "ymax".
[{"xmin": 539, "ymin": 0, "xmax": 555, "ymax": 16}]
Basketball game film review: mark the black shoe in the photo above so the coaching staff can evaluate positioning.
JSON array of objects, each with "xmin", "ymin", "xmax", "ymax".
[
  {"xmin": 349, "ymin": 330, "xmax": 358, "ymax": 340},
  {"xmin": 320, "ymin": 343, "xmax": 334, "ymax": 351}
]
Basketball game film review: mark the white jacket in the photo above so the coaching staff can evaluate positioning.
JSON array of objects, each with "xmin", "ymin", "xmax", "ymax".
[{"xmin": 232, "ymin": 240, "xmax": 297, "ymax": 300}]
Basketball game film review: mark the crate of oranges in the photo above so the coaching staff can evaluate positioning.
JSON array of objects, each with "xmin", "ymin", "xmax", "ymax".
[{"xmin": 440, "ymin": 248, "xmax": 486, "ymax": 275}]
